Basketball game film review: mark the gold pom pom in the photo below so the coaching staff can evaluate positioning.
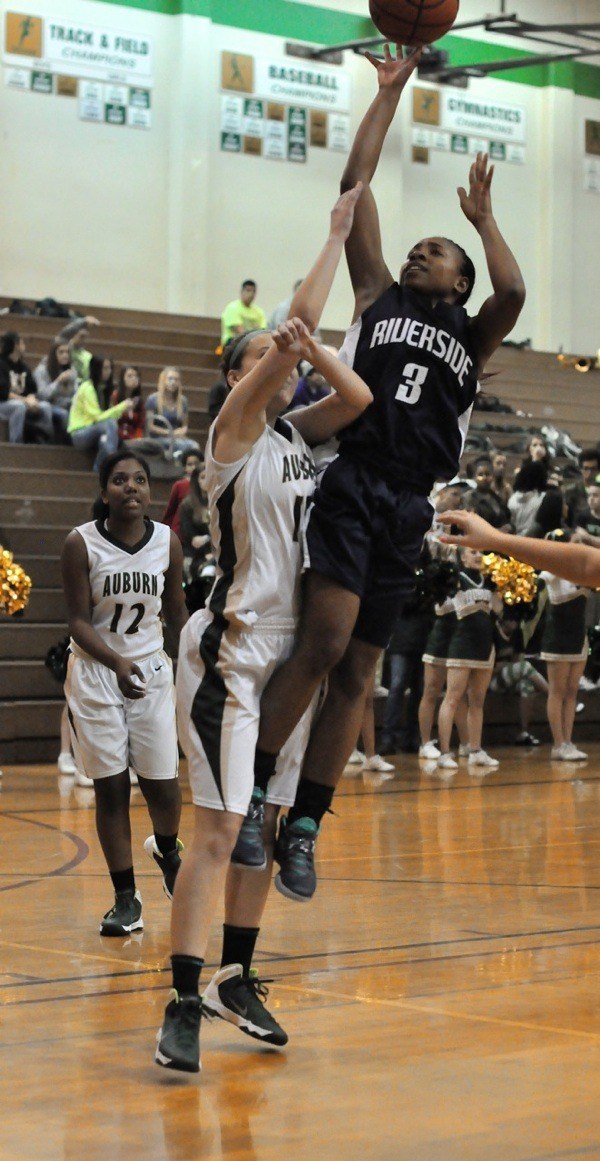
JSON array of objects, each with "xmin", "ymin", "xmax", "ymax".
[
  {"xmin": 480, "ymin": 553, "xmax": 538, "ymax": 606},
  {"xmin": 0, "ymin": 546, "xmax": 32, "ymax": 616}
]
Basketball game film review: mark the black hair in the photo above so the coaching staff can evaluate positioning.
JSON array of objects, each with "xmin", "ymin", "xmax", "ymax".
[
  {"xmin": 183, "ymin": 448, "xmax": 202, "ymax": 467},
  {"xmin": 447, "ymin": 241, "xmax": 476, "ymax": 306},
  {"xmin": 472, "ymin": 456, "xmax": 493, "ymax": 471},
  {"xmin": 241, "ymin": 280, "xmax": 257, "ymax": 290},
  {"xmin": 116, "ymin": 364, "xmax": 142, "ymax": 402},
  {"xmin": 98, "ymin": 449, "xmax": 151, "ymax": 492},
  {"xmin": 221, "ymin": 329, "xmax": 269, "ymax": 382},
  {"xmin": 1, "ymin": 331, "xmax": 20, "ymax": 359},
  {"xmin": 533, "ymin": 489, "xmax": 565, "ymax": 537},
  {"xmin": 88, "ymin": 354, "xmax": 105, "ymax": 392},
  {"xmin": 580, "ymin": 447, "xmax": 600, "ymax": 466},
  {"xmin": 47, "ymin": 339, "xmax": 71, "ymax": 382},
  {"xmin": 514, "ymin": 460, "xmax": 548, "ymax": 493}
]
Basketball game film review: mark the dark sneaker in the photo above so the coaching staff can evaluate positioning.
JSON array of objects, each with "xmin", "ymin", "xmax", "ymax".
[
  {"xmin": 143, "ymin": 835, "xmax": 184, "ymax": 900},
  {"xmin": 155, "ymin": 989, "xmax": 202, "ymax": 1073},
  {"xmin": 230, "ymin": 788, "xmax": 267, "ymax": 870},
  {"xmin": 202, "ymin": 963, "xmax": 288, "ymax": 1047},
  {"xmin": 99, "ymin": 889, "xmax": 143, "ymax": 936},
  {"xmin": 514, "ymin": 731, "xmax": 540, "ymax": 747},
  {"xmin": 274, "ymin": 816, "xmax": 318, "ymax": 902}
]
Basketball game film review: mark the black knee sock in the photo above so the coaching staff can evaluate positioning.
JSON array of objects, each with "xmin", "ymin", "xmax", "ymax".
[
  {"xmin": 254, "ymin": 748, "xmax": 278, "ymax": 794},
  {"xmin": 221, "ymin": 924, "xmax": 260, "ymax": 977},
  {"xmin": 154, "ymin": 831, "xmax": 179, "ymax": 857},
  {"xmin": 171, "ymin": 954, "xmax": 204, "ymax": 998},
  {"xmin": 287, "ymin": 778, "xmax": 334, "ymax": 828},
  {"xmin": 110, "ymin": 866, "xmax": 135, "ymax": 894}
]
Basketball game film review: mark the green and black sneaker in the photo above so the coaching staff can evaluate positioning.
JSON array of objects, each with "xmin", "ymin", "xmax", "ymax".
[
  {"xmin": 99, "ymin": 889, "xmax": 143, "ymax": 936},
  {"xmin": 155, "ymin": 989, "xmax": 203, "ymax": 1073},
  {"xmin": 230, "ymin": 788, "xmax": 267, "ymax": 870},
  {"xmin": 143, "ymin": 835, "xmax": 184, "ymax": 900},
  {"xmin": 203, "ymin": 963, "xmax": 288, "ymax": 1047},
  {"xmin": 274, "ymin": 816, "xmax": 319, "ymax": 902}
]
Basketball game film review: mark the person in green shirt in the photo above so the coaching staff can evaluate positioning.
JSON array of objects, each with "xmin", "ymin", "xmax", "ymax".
[
  {"xmin": 68, "ymin": 354, "xmax": 132, "ymax": 470},
  {"xmin": 220, "ymin": 280, "xmax": 267, "ymax": 347}
]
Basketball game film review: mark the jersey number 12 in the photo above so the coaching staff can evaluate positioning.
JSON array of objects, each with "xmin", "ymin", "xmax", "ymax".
[{"xmin": 109, "ymin": 602, "xmax": 145, "ymax": 635}]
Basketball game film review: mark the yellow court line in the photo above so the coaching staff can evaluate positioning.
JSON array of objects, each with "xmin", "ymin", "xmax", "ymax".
[
  {"xmin": 274, "ymin": 981, "xmax": 600, "ymax": 1042},
  {"xmin": 0, "ymin": 938, "xmax": 157, "ymax": 971}
]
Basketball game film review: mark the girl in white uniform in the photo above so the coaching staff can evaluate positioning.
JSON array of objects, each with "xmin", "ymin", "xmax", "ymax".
[
  {"xmin": 156, "ymin": 184, "xmax": 373, "ymax": 1074},
  {"xmin": 62, "ymin": 450, "xmax": 188, "ymax": 936}
]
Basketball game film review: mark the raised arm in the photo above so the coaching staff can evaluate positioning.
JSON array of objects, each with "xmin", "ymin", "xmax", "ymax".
[
  {"xmin": 341, "ymin": 45, "xmax": 422, "ymax": 320},
  {"xmin": 438, "ymin": 510, "xmax": 600, "ymax": 588},
  {"xmin": 458, "ymin": 153, "xmax": 526, "ymax": 370}
]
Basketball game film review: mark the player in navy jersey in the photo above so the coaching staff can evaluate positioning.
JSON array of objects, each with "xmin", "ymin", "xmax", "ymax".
[{"xmin": 248, "ymin": 44, "xmax": 526, "ymax": 900}]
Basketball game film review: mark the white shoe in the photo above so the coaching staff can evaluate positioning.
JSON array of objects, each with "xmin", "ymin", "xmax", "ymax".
[
  {"xmin": 419, "ymin": 741, "xmax": 440, "ymax": 760},
  {"xmin": 458, "ymin": 744, "xmax": 471, "ymax": 758},
  {"xmin": 345, "ymin": 749, "xmax": 365, "ymax": 767},
  {"xmin": 363, "ymin": 755, "xmax": 395, "ymax": 772},
  {"xmin": 468, "ymin": 750, "xmax": 499, "ymax": 769},
  {"xmin": 57, "ymin": 751, "xmax": 76, "ymax": 775},
  {"xmin": 437, "ymin": 753, "xmax": 458, "ymax": 770},
  {"xmin": 373, "ymin": 684, "xmax": 389, "ymax": 698},
  {"xmin": 563, "ymin": 742, "xmax": 588, "ymax": 761},
  {"xmin": 578, "ymin": 676, "xmax": 596, "ymax": 691},
  {"xmin": 74, "ymin": 768, "xmax": 94, "ymax": 787}
]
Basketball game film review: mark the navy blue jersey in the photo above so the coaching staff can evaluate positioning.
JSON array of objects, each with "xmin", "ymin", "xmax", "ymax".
[{"xmin": 337, "ymin": 284, "xmax": 479, "ymax": 493}]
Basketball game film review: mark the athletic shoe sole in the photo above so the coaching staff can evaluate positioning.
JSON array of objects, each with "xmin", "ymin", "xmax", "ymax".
[
  {"xmin": 155, "ymin": 1033, "xmax": 200, "ymax": 1073},
  {"xmin": 273, "ymin": 871, "xmax": 313, "ymax": 903}
]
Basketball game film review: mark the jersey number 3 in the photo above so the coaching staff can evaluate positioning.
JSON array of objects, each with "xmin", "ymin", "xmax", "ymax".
[{"xmin": 395, "ymin": 363, "xmax": 428, "ymax": 405}]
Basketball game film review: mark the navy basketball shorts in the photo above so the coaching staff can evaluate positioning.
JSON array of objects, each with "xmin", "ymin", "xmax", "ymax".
[{"xmin": 304, "ymin": 455, "xmax": 434, "ymax": 648}]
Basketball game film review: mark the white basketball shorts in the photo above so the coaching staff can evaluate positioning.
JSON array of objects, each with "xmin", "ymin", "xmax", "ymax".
[
  {"xmin": 65, "ymin": 649, "xmax": 178, "ymax": 781},
  {"xmin": 176, "ymin": 610, "xmax": 316, "ymax": 814}
]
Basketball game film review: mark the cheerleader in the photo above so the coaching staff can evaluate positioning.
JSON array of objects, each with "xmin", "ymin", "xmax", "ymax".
[
  {"xmin": 419, "ymin": 595, "xmax": 468, "ymax": 760},
  {"xmin": 436, "ymin": 547, "xmax": 499, "ymax": 771},
  {"xmin": 540, "ymin": 559, "xmax": 589, "ymax": 761}
]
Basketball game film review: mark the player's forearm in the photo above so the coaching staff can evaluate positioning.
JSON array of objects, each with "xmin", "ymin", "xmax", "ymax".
[
  {"xmin": 477, "ymin": 216, "xmax": 525, "ymax": 300},
  {"xmin": 69, "ymin": 617, "xmax": 121, "ymax": 671},
  {"xmin": 289, "ymin": 235, "xmax": 345, "ymax": 334},
  {"xmin": 482, "ymin": 530, "xmax": 600, "ymax": 587},
  {"xmin": 341, "ymin": 89, "xmax": 398, "ymax": 188}
]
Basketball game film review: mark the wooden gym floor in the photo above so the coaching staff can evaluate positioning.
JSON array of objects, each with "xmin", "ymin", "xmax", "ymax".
[{"xmin": 2, "ymin": 748, "xmax": 600, "ymax": 1161}]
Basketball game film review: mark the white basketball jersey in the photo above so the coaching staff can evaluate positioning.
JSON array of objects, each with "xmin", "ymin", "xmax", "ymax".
[
  {"xmin": 71, "ymin": 519, "xmax": 171, "ymax": 661},
  {"xmin": 205, "ymin": 418, "xmax": 315, "ymax": 631}
]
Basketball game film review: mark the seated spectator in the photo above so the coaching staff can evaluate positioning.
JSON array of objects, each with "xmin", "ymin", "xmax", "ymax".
[
  {"xmin": 110, "ymin": 365, "xmax": 145, "ymax": 442},
  {"xmin": 146, "ymin": 366, "xmax": 200, "ymax": 459},
  {"xmin": 162, "ymin": 449, "xmax": 203, "ymax": 538},
  {"xmin": 179, "ymin": 466, "xmax": 215, "ymax": 612},
  {"xmin": 491, "ymin": 450, "xmax": 512, "ymax": 505},
  {"xmin": 465, "ymin": 456, "xmax": 511, "ymax": 529},
  {"xmin": 55, "ymin": 315, "xmax": 101, "ymax": 382},
  {"xmin": 68, "ymin": 354, "xmax": 131, "ymax": 470},
  {"xmin": 33, "ymin": 339, "xmax": 77, "ymax": 442},
  {"xmin": 220, "ymin": 280, "xmax": 267, "ymax": 347},
  {"xmin": 530, "ymin": 487, "xmax": 568, "ymax": 539},
  {"xmin": 508, "ymin": 460, "xmax": 548, "ymax": 535},
  {"xmin": 572, "ymin": 478, "xmax": 600, "ymax": 545},
  {"xmin": 565, "ymin": 447, "xmax": 600, "ymax": 527},
  {"xmin": 0, "ymin": 331, "xmax": 54, "ymax": 443},
  {"xmin": 99, "ymin": 357, "xmax": 115, "ymax": 409},
  {"xmin": 288, "ymin": 352, "xmax": 335, "ymax": 411}
]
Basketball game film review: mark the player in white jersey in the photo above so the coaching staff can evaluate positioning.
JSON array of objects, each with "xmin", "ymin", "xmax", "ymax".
[
  {"xmin": 62, "ymin": 450, "xmax": 188, "ymax": 937},
  {"xmin": 155, "ymin": 184, "xmax": 373, "ymax": 1074}
]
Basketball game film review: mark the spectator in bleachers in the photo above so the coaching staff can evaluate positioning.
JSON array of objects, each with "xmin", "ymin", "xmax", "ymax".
[
  {"xmin": 33, "ymin": 339, "xmax": 77, "ymax": 442},
  {"xmin": 220, "ymin": 281, "xmax": 267, "ymax": 348},
  {"xmin": 55, "ymin": 315, "xmax": 100, "ymax": 382},
  {"xmin": 162, "ymin": 449, "xmax": 203, "ymax": 538},
  {"xmin": 288, "ymin": 351, "xmax": 335, "ymax": 411},
  {"xmin": 68, "ymin": 354, "xmax": 131, "ymax": 470},
  {"xmin": 508, "ymin": 459, "xmax": 548, "ymax": 535},
  {"xmin": 491, "ymin": 450, "xmax": 512, "ymax": 505},
  {"xmin": 525, "ymin": 433, "xmax": 552, "ymax": 472},
  {"xmin": 465, "ymin": 456, "xmax": 512, "ymax": 529},
  {"xmin": 110, "ymin": 365, "xmax": 145, "ymax": 442},
  {"xmin": 566, "ymin": 447, "xmax": 600, "ymax": 527},
  {"xmin": 529, "ymin": 487, "xmax": 568, "ymax": 540},
  {"xmin": 179, "ymin": 465, "xmax": 214, "ymax": 589},
  {"xmin": 0, "ymin": 331, "xmax": 54, "ymax": 442},
  {"xmin": 99, "ymin": 357, "xmax": 115, "ymax": 409},
  {"xmin": 268, "ymin": 279, "xmax": 303, "ymax": 329},
  {"xmin": 146, "ymin": 366, "xmax": 200, "ymax": 459}
]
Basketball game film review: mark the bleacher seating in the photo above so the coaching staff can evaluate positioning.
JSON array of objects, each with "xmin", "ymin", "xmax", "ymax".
[{"xmin": 0, "ymin": 299, "xmax": 598, "ymax": 762}]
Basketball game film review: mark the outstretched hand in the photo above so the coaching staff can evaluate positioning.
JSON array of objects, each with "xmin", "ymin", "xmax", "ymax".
[
  {"xmin": 437, "ymin": 509, "xmax": 499, "ymax": 550},
  {"xmin": 364, "ymin": 42, "xmax": 423, "ymax": 92},
  {"xmin": 457, "ymin": 151, "xmax": 495, "ymax": 229},
  {"xmin": 329, "ymin": 182, "xmax": 363, "ymax": 242},
  {"xmin": 272, "ymin": 317, "xmax": 314, "ymax": 361}
]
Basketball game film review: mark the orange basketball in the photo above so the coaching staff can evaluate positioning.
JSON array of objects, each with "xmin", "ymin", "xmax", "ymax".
[{"xmin": 369, "ymin": 0, "xmax": 459, "ymax": 46}]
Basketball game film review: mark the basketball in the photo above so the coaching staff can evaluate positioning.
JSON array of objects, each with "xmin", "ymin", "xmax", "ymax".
[{"xmin": 369, "ymin": 0, "xmax": 459, "ymax": 46}]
